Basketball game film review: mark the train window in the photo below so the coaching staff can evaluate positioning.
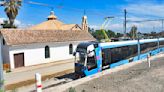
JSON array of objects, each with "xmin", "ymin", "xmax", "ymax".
[
  {"xmin": 111, "ymin": 47, "xmax": 122, "ymax": 63},
  {"xmin": 140, "ymin": 43, "xmax": 148, "ymax": 54},
  {"xmin": 128, "ymin": 45, "xmax": 137, "ymax": 57},
  {"xmin": 147, "ymin": 42, "xmax": 157, "ymax": 51},
  {"xmin": 140, "ymin": 42, "xmax": 158, "ymax": 54},
  {"xmin": 160, "ymin": 41, "xmax": 164, "ymax": 47},
  {"xmin": 102, "ymin": 49, "xmax": 111, "ymax": 66},
  {"xmin": 87, "ymin": 54, "xmax": 97, "ymax": 71},
  {"xmin": 110, "ymin": 45, "xmax": 138, "ymax": 64},
  {"xmin": 121, "ymin": 46, "xmax": 129, "ymax": 59}
]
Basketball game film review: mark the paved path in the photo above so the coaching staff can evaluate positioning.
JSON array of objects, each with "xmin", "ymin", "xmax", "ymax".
[
  {"xmin": 4, "ymin": 59, "xmax": 74, "ymax": 86},
  {"xmin": 69, "ymin": 53, "xmax": 164, "ymax": 92}
]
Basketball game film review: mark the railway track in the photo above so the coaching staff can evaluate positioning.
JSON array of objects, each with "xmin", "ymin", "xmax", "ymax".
[
  {"xmin": 27, "ymin": 73, "xmax": 77, "ymax": 92},
  {"xmin": 5, "ymin": 69, "xmax": 74, "ymax": 91}
]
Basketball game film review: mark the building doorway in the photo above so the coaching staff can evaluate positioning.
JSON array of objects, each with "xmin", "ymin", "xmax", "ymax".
[{"xmin": 14, "ymin": 53, "xmax": 24, "ymax": 68}]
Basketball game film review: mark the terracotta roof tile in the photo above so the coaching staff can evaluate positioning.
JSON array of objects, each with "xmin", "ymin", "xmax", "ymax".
[{"xmin": 0, "ymin": 29, "xmax": 96, "ymax": 46}]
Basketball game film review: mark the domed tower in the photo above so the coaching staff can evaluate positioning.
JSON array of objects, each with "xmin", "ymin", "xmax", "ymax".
[
  {"xmin": 81, "ymin": 11, "xmax": 88, "ymax": 32},
  {"xmin": 47, "ymin": 11, "xmax": 57, "ymax": 20}
]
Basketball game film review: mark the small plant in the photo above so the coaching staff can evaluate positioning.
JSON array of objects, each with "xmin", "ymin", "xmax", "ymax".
[
  {"xmin": 0, "ymin": 89, "xmax": 4, "ymax": 92},
  {"xmin": 3, "ymin": 64, "xmax": 11, "ymax": 73},
  {"xmin": 6, "ymin": 69, "xmax": 11, "ymax": 73},
  {"xmin": 69, "ymin": 87, "xmax": 76, "ymax": 92},
  {"xmin": 0, "ymin": 80, "xmax": 5, "ymax": 92},
  {"xmin": 82, "ymin": 89, "xmax": 86, "ymax": 92},
  {"xmin": 11, "ymin": 88, "xmax": 18, "ymax": 92}
]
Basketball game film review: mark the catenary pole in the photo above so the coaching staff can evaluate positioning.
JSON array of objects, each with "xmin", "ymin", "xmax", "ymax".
[{"xmin": 124, "ymin": 9, "xmax": 127, "ymax": 38}]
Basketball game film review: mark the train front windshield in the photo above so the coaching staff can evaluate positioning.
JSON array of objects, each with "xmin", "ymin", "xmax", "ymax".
[
  {"xmin": 75, "ymin": 42, "xmax": 98, "ymax": 77},
  {"xmin": 75, "ymin": 43, "xmax": 97, "ymax": 68},
  {"xmin": 75, "ymin": 52, "xmax": 86, "ymax": 65}
]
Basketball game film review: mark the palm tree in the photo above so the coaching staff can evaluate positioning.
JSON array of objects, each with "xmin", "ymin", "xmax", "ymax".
[
  {"xmin": 129, "ymin": 25, "xmax": 137, "ymax": 40},
  {"xmin": 1, "ymin": 0, "xmax": 22, "ymax": 28}
]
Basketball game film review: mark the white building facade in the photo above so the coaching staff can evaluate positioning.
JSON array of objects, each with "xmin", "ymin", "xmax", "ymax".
[
  {"xmin": 3, "ymin": 41, "xmax": 82, "ymax": 69},
  {"xmin": 0, "ymin": 29, "xmax": 95, "ymax": 69}
]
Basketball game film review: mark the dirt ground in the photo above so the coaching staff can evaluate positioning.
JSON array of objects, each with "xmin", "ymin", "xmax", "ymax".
[{"xmin": 67, "ymin": 54, "xmax": 164, "ymax": 92}]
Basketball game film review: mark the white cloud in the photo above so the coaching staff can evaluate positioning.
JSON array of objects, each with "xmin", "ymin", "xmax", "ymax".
[
  {"xmin": 0, "ymin": 17, "xmax": 21, "ymax": 26},
  {"xmin": 106, "ymin": 3, "xmax": 164, "ymax": 33},
  {"xmin": 125, "ymin": 4, "xmax": 164, "ymax": 17},
  {"xmin": 89, "ymin": 24, "xmax": 101, "ymax": 30},
  {"xmin": 14, "ymin": 19, "xmax": 21, "ymax": 26},
  {"xmin": 19, "ymin": 23, "xmax": 34, "ymax": 28},
  {"xmin": 124, "ymin": 3, "xmax": 164, "ymax": 32},
  {"xmin": 0, "ymin": 18, "xmax": 5, "ymax": 24}
]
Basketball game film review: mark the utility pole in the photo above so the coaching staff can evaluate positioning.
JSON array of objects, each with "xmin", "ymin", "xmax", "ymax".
[{"xmin": 124, "ymin": 9, "xmax": 127, "ymax": 38}]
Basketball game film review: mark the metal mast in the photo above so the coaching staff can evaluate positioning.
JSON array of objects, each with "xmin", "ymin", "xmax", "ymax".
[{"xmin": 124, "ymin": 9, "xmax": 127, "ymax": 38}]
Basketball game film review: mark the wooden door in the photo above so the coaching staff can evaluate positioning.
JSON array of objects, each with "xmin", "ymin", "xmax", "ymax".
[{"xmin": 14, "ymin": 53, "xmax": 24, "ymax": 68}]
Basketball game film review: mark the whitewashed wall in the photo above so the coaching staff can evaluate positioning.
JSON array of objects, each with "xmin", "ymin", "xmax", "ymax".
[{"xmin": 8, "ymin": 41, "xmax": 85, "ymax": 69}]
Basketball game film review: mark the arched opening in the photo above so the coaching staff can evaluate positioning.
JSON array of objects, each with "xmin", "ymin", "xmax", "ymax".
[
  {"xmin": 69, "ymin": 44, "xmax": 73, "ymax": 54},
  {"xmin": 3, "ymin": 39, "xmax": 5, "ymax": 45},
  {"xmin": 45, "ymin": 46, "xmax": 50, "ymax": 58}
]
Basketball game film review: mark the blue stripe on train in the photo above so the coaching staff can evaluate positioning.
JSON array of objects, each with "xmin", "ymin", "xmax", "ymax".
[
  {"xmin": 110, "ymin": 59, "xmax": 129, "ymax": 68},
  {"xmin": 133, "ymin": 56, "xmax": 139, "ymax": 62},
  {"xmin": 151, "ymin": 49, "xmax": 160, "ymax": 56},
  {"xmin": 84, "ymin": 68, "xmax": 99, "ymax": 76},
  {"xmin": 139, "ymin": 52, "xmax": 150, "ymax": 60}
]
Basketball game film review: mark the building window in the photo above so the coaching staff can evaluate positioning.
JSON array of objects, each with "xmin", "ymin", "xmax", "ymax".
[
  {"xmin": 3, "ymin": 39, "xmax": 5, "ymax": 45},
  {"xmin": 69, "ymin": 44, "xmax": 73, "ymax": 54},
  {"xmin": 45, "ymin": 46, "xmax": 50, "ymax": 58}
]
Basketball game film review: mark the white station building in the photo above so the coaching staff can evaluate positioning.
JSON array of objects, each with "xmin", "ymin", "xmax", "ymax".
[{"xmin": 0, "ymin": 11, "xmax": 95, "ymax": 69}]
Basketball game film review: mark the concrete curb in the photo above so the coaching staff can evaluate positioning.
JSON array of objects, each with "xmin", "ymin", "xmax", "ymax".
[{"xmin": 44, "ymin": 53, "xmax": 163, "ymax": 92}]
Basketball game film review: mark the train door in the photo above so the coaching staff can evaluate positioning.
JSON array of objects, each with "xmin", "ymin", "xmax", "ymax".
[
  {"xmin": 102, "ymin": 48, "xmax": 111, "ymax": 70},
  {"xmin": 84, "ymin": 45, "xmax": 101, "ymax": 76}
]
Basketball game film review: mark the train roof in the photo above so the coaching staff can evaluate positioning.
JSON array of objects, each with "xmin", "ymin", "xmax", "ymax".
[
  {"xmin": 77, "ymin": 41, "xmax": 98, "ymax": 49},
  {"xmin": 159, "ymin": 38, "xmax": 164, "ymax": 41},
  {"xmin": 100, "ymin": 38, "xmax": 163, "ymax": 49}
]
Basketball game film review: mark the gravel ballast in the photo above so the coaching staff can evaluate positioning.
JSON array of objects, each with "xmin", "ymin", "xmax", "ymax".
[{"xmin": 66, "ymin": 53, "xmax": 164, "ymax": 92}]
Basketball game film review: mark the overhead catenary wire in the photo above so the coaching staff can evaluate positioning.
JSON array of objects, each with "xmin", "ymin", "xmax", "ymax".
[
  {"xmin": 127, "ymin": 19, "xmax": 164, "ymax": 31},
  {"xmin": 24, "ymin": 0, "xmax": 123, "ymax": 18}
]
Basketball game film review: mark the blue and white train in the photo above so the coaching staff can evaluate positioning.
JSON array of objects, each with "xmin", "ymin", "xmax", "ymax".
[{"xmin": 74, "ymin": 38, "xmax": 164, "ymax": 77}]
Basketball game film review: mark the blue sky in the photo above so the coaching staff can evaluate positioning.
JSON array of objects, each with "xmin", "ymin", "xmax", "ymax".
[{"xmin": 1, "ymin": 0, "xmax": 164, "ymax": 33}]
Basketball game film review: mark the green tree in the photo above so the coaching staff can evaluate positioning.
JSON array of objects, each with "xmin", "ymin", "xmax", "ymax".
[
  {"xmin": 1, "ymin": 0, "xmax": 22, "ymax": 28},
  {"xmin": 92, "ymin": 30, "xmax": 106, "ymax": 41},
  {"xmin": 115, "ymin": 33, "xmax": 123, "ymax": 38},
  {"xmin": 150, "ymin": 31, "xmax": 157, "ymax": 36},
  {"xmin": 129, "ymin": 25, "xmax": 137, "ymax": 39},
  {"xmin": 107, "ymin": 30, "xmax": 116, "ymax": 38}
]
